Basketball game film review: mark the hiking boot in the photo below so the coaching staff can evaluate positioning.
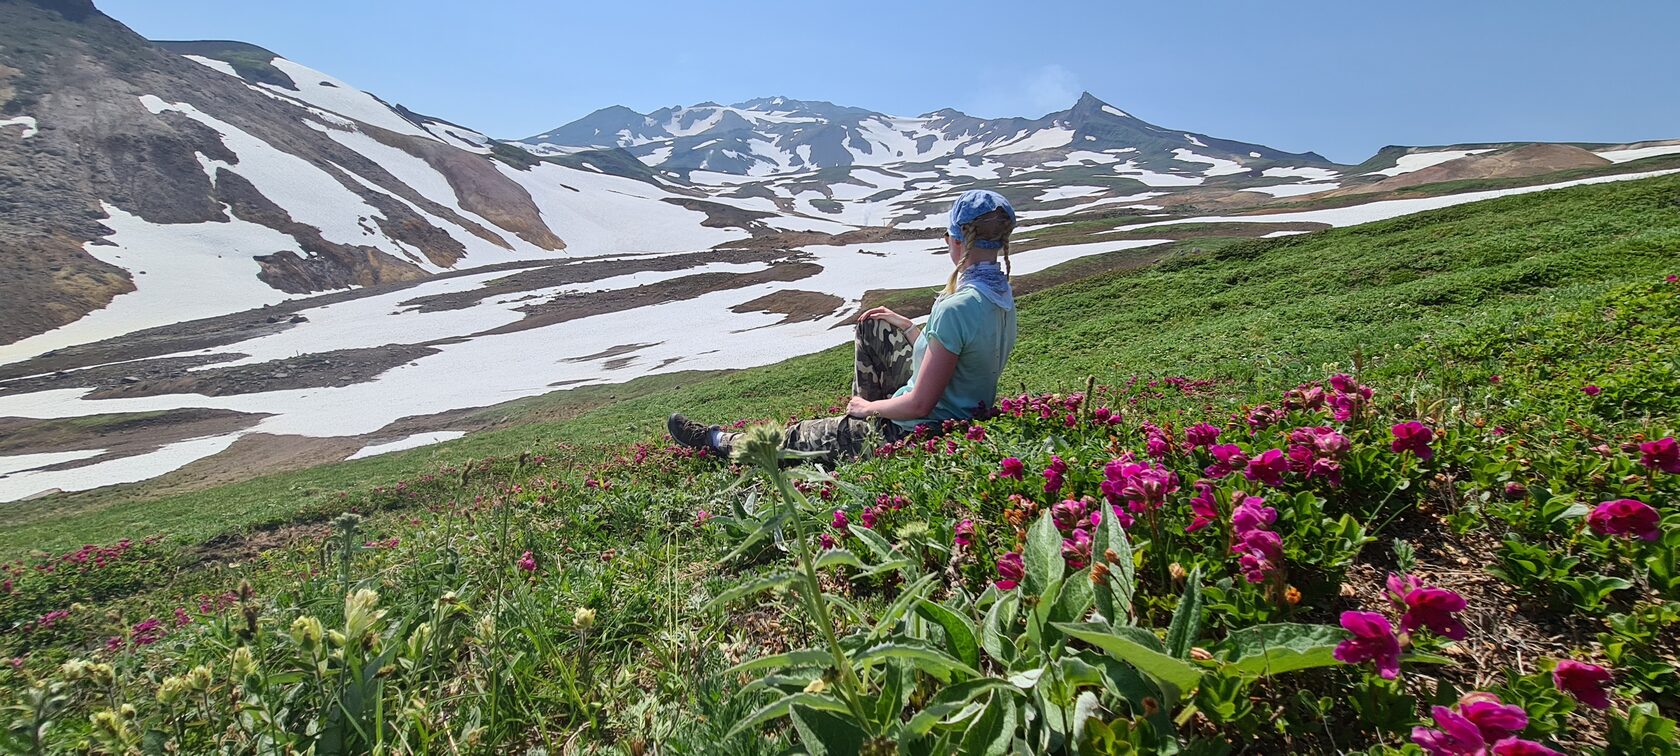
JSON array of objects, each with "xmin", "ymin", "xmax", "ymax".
[{"xmin": 668, "ymin": 413, "xmax": 720, "ymax": 452}]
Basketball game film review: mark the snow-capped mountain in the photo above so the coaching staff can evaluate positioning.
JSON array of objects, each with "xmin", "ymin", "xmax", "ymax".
[{"xmin": 521, "ymin": 93, "xmax": 1332, "ymax": 179}]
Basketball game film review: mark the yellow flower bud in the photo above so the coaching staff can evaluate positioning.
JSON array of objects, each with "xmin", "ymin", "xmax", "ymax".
[{"xmin": 573, "ymin": 607, "xmax": 596, "ymax": 630}]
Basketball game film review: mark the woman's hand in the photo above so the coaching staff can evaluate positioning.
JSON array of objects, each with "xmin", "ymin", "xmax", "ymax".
[
  {"xmin": 846, "ymin": 396, "xmax": 876, "ymax": 419},
  {"xmin": 857, "ymin": 306, "xmax": 912, "ymax": 331}
]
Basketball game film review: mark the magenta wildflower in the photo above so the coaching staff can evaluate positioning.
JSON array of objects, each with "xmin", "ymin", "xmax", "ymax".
[
  {"xmin": 1243, "ymin": 449, "xmax": 1289, "ymax": 487},
  {"xmin": 1185, "ymin": 423, "xmax": 1221, "ymax": 449},
  {"xmin": 954, "ymin": 519, "xmax": 976, "ymax": 548},
  {"xmin": 861, "ymin": 506, "xmax": 881, "ymax": 530},
  {"xmin": 1582, "ymin": 384, "xmax": 1601, "ymax": 396},
  {"xmin": 517, "ymin": 551, "xmax": 537, "ymax": 573},
  {"xmin": 1413, "ymin": 693, "xmax": 1538, "ymax": 756},
  {"xmin": 1229, "ymin": 492, "xmax": 1275, "ymax": 534},
  {"xmin": 818, "ymin": 533, "xmax": 836, "ymax": 550},
  {"xmin": 1587, "ymin": 498, "xmax": 1661, "ymax": 541},
  {"xmin": 965, "ymin": 425, "xmax": 987, "ymax": 441},
  {"xmin": 1552, "ymin": 659, "xmax": 1614, "ymax": 709},
  {"xmin": 1456, "ymin": 693, "xmax": 1529, "ymax": 741},
  {"xmin": 1052, "ymin": 498, "xmax": 1089, "ymax": 531},
  {"xmin": 1334, "ymin": 611, "xmax": 1401, "ymax": 679},
  {"xmin": 695, "ymin": 509, "xmax": 714, "ymax": 526},
  {"xmin": 1391, "ymin": 421, "xmax": 1436, "ymax": 460},
  {"xmin": 1489, "ymin": 740, "xmax": 1564, "ymax": 756},
  {"xmin": 1386, "ymin": 573, "xmax": 1468, "ymax": 640},
  {"xmin": 1061, "ymin": 528, "xmax": 1093, "ymax": 569},
  {"xmin": 1043, "ymin": 455, "xmax": 1068, "ymax": 495},
  {"xmin": 831, "ymin": 510, "xmax": 849, "ymax": 530},
  {"xmin": 1205, "ymin": 443, "xmax": 1247, "ymax": 479},
  {"xmin": 995, "ymin": 552, "xmax": 1025, "ymax": 590},
  {"xmin": 1639, "ymin": 436, "xmax": 1680, "ymax": 473},
  {"xmin": 1186, "ymin": 481, "xmax": 1217, "ymax": 533},
  {"xmin": 999, "ymin": 457, "xmax": 1025, "ymax": 480}
]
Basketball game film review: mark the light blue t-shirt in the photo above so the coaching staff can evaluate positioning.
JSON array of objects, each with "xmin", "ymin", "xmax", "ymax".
[{"xmin": 892, "ymin": 286, "xmax": 1018, "ymax": 430}]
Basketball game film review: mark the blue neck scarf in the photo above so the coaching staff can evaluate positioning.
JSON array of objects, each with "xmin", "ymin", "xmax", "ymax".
[{"xmin": 954, "ymin": 261, "xmax": 1014, "ymax": 311}]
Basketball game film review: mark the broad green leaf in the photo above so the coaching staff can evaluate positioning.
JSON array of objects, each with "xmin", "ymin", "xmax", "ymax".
[
  {"xmin": 719, "ymin": 508, "xmax": 790, "ymax": 564},
  {"xmin": 1216, "ymin": 623, "xmax": 1344, "ymax": 678},
  {"xmin": 724, "ymin": 648, "xmax": 832, "ymax": 677},
  {"xmin": 1164, "ymin": 567, "xmax": 1204, "ymax": 659},
  {"xmin": 849, "ymin": 524, "xmax": 902, "ymax": 564},
  {"xmin": 873, "ymin": 659, "xmax": 910, "ymax": 726},
  {"xmin": 958, "ymin": 693, "xmax": 1013, "ymax": 756},
  {"xmin": 855, "ymin": 640, "xmax": 981, "ymax": 680},
  {"xmin": 1054, "ymin": 622, "xmax": 1203, "ymax": 695},
  {"xmin": 812, "ymin": 549, "xmax": 866, "ymax": 571},
  {"xmin": 789, "ymin": 701, "xmax": 867, "ymax": 755},
  {"xmin": 916, "ymin": 599, "xmax": 982, "ymax": 670},
  {"xmin": 872, "ymin": 574, "xmax": 939, "ymax": 639},
  {"xmin": 904, "ymin": 679, "xmax": 1017, "ymax": 735},
  {"xmin": 727, "ymin": 692, "xmax": 851, "ymax": 738},
  {"xmin": 1092, "ymin": 500, "xmax": 1135, "ymax": 617},
  {"xmin": 981, "ymin": 591, "xmax": 1019, "ymax": 664},
  {"xmin": 1024, "ymin": 511, "xmax": 1064, "ymax": 597},
  {"xmin": 1050, "ymin": 568, "xmax": 1096, "ymax": 624},
  {"xmin": 705, "ymin": 570, "xmax": 796, "ymax": 611}
]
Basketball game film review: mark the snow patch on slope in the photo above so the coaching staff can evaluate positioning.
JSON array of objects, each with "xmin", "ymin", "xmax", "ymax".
[
  {"xmin": 1368, "ymin": 149, "xmax": 1494, "ymax": 177},
  {"xmin": 0, "ymin": 203, "xmax": 300, "ymax": 365},
  {"xmin": 262, "ymin": 58, "xmax": 436, "ymax": 140},
  {"xmin": 1595, "ymin": 143, "xmax": 1680, "ymax": 163},
  {"xmin": 0, "ymin": 116, "xmax": 38, "ymax": 139}
]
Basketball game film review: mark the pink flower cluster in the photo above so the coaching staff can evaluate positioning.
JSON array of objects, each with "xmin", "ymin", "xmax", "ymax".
[
  {"xmin": 1639, "ymin": 436, "xmax": 1680, "ymax": 473},
  {"xmin": 1385, "ymin": 573, "xmax": 1468, "ymax": 640},
  {"xmin": 517, "ymin": 551, "xmax": 537, "ymax": 573},
  {"xmin": 1587, "ymin": 498, "xmax": 1660, "ymax": 541},
  {"xmin": 1334, "ymin": 611, "xmax": 1402, "ymax": 679},
  {"xmin": 1100, "ymin": 458, "xmax": 1180, "ymax": 517},
  {"xmin": 1203, "ymin": 443, "xmax": 1248, "ymax": 479},
  {"xmin": 998, "ymin": 457, "xmax": 1025, "ymax": 480},
  {"xmin": 1391, "ymin": 421, "xmax": 1436, "ymax": 460},
  {"xmin": 954, "ymin": 519, "xmax": 976, "ymax": 547},
  {"xmin": 1244, "ymin": 448, "xmax": 1290, "ymax": 487},
  {"xmin": 1412, "ymin": 692, "xmax": 1559, "ymax": 756},
  {"xmin": 1047, "ymin": 497, "xmax": 1101, "ymax": 569},
  {"xmin": 1230, "ymin": 493, "xmax": 1281, "ymax": 583},
  {"xmin": 995, "ymin": 551, "xmax": 1025, "ymax": 590},
  {"xmin": 1287, "ymin": 426, "xmax": 1350, "ymax": 486},
  {"xmin": 1552, "ymin": 659, "xmax": 1613, "ymax": 709},
  {"xmin": 1043, "ymin": 455, "xmax": 1069, "ymax": 495}
]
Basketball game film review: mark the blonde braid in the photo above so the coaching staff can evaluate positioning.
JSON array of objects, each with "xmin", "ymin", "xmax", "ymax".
[{"xmin": 942, "ymin": 227, "xmax": 975, "ymax": 296}]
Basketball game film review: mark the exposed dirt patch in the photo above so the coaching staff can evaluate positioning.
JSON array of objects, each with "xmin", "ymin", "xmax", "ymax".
[
  {"xmin": 1338, "ymin": 144, "xmax": 1612, "ymax": 197},
  {"xmin": 712, "ymin": 225, "xmax": 941, "ymax": 253},
  {"xmin": 561, "ymin": 343, "xmax": 661, "ymax": 363},
  {"xmin": 82, "ymin": 344, "xmax": 438, "ymax": 399},
  {"xmin": 470, "ymin": 262, "xmax": 826, "ymax": 337},
  {"xmin": 0, "ymin": 408, "xmax": 265, "ymax": 457},
  {"xmin": 662, "ymin": 196, "xmax": 779, "ymax": 234},
  {"xmin": 398, "ymin": 248, "xmax": 790, "ymax": 314},
  {"xmin": 0, "ymin": 352, "xmax": 240, "ymax": 395},
  {"xmin": 189, "ymin": 518, "xmax": 333, "ymax": 567},
  {"xmin": 730, "ymin": 289, "xmax": 846, "ymax": 325},
  {"xmin": 138, "ymin": 432, "xmax": 366, "ymax": 499}
]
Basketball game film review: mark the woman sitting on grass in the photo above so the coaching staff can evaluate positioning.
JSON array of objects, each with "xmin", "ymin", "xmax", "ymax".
[{"xmin": 669, "ymin": 189, "xmax": 1019, "ymax": 462}]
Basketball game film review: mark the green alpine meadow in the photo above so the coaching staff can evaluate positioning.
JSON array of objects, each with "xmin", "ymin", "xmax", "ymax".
[{"xmin": 4, "ymin": 173, "xmax": 1678, "ymax": 754}]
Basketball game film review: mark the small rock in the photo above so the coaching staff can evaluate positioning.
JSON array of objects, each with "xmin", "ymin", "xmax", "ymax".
[
  {"xmin": 265, "ymin": 315, "xmax": 281, "ymax": 324},
  {"xmin": 337, "ymin": 376, "xmax": 351, "ymax": 382},
  {"xmin": 289, "ymin": 315, "xmax": 309, "ymax": 323},
  {"xmin": 119, "ymin": 376, "xmax": 140, "ymax": 384}
]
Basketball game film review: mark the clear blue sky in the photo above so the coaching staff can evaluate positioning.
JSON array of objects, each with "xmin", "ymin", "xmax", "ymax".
[{"xmin": 101, "ymin": 0, "xmax": 1677, "ymax": 163}]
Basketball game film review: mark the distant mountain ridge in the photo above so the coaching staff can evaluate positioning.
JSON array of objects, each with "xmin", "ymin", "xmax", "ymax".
[{"xmin": 520, "ymin": 92, "xmax": 1333, "ymax": 177}]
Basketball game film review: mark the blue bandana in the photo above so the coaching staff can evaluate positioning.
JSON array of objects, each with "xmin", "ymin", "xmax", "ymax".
[
  {"xmin": 956, "ymin": 261, "xmax": 1014, "ymax": 311},
  {"xmin": 947, "ymin": 190, "xmax": 1016, "ymax": 250}
]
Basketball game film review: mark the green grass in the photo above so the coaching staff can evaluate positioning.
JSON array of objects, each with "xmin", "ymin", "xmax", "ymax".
[{"xmin": 4, "ymin": 174, "xmax": 1679, "ymax": 558}]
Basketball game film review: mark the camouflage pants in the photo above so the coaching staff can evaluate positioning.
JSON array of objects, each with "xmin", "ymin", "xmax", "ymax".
[{"xmin": 729, "ymin": 319, "xmax": 914, "ymax": 463}]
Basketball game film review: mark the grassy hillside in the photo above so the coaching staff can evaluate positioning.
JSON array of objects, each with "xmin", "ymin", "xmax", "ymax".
[
  {"xmin": 2, "ymin": 175, "xmax": 1678, "ymax": 754},
  {"xmin": 5, "ymin": 174, "xmax": 1677, "ymax": 557}
]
